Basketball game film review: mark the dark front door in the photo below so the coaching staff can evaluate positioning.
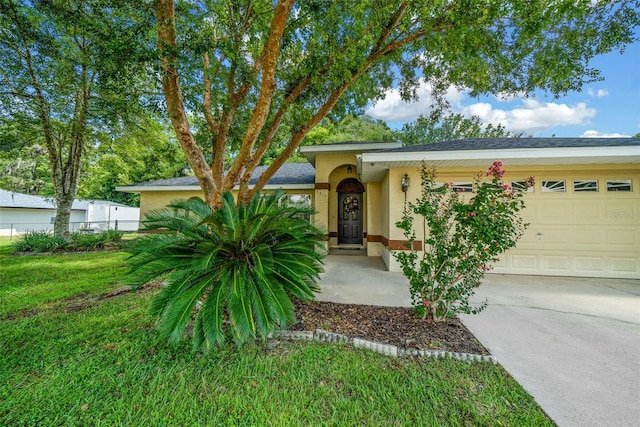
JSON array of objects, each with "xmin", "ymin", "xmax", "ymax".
[{"xmin": 338, "ymin": 193, "xmax": 362, "ymax": 245}]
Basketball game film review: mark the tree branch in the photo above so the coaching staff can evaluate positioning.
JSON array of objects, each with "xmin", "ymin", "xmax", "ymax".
[
  {"xmin": 156, "ymin": 0, "xmax": 219, "ymax": 208},
  {"xmin": 224, "ymin": 0, "xmax": 294, "ymax": 195}
]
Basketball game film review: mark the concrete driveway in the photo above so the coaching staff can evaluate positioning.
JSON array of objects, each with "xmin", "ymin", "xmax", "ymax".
[
  {"xmin": 316, "ymin": 255, "xmax": 640, "ymax": 427},
  {"xmin": 460, "ymin": 274, "xmax": 640, "ymax": 427}
]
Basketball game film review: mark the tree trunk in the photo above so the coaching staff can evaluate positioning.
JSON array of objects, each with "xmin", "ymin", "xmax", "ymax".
[
  {"xmin": 156, "ymin": 0, "xmax": 220, "ymax": 209},
  {"xmin": 53, "ymin": 192, "xmax": 74, "ymax": 237}
]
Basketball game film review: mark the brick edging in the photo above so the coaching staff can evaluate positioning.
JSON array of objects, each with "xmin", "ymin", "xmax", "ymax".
[{"xmin": 275, "ymin": 329, "xmax": 497, "ymax": 364}]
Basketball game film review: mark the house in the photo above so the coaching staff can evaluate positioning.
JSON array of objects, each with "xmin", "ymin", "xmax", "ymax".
[
  {"xmin": 0, "ymin": 189, "xmax": 140, "ymax": 236},
  {"xmin": 117, "ymin": 138, "xmax": 640, "ymax": 279}
]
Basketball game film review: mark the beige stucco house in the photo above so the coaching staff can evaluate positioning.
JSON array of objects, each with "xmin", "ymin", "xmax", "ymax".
[{"xmin": 118, "ymin": 138, "xmax": 640, "ymax": 279}]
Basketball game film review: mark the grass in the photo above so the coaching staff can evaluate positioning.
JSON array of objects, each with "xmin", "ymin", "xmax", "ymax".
[{"xmin": 0, "ymin": 245, "xmax": 554, "ymax": 426}]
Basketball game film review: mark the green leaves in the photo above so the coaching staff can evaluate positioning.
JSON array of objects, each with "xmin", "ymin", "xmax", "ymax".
[
  {"xmin": 127, "ymin": 190, "xmax": 326, "ymax": 350},
  {"xmin": 394, "ymin": 164, "xmax": 530, "ymax": 321}
]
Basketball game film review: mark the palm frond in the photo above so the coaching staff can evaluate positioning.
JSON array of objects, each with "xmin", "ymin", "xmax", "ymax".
[{"xmin": 126, "ymin": 190, "xmax": 326, "ymax": 350}]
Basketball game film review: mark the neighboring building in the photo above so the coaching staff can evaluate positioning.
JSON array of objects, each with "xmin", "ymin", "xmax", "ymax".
[
  {"xmin": 117, "ymin": 138, "xmax": 640, "ymax": 279},
  {"xmin": 0, "ymin": 189, "xmax": 140, "ymax": 236}
]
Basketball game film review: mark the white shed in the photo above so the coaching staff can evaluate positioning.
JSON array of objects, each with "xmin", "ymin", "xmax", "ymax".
[{"xmin": 0, "ymin": 189, "xmax": 139, "ymax": 236}]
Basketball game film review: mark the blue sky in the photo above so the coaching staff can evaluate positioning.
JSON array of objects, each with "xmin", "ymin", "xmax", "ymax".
[{"xmin": 366, "ymin": 41, "xmax": 639, "ymax": 138}]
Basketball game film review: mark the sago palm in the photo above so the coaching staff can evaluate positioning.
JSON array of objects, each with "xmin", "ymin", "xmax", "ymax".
[{"xmin": 127, "ymin": 190, "xmax": 325, "ymax": 350}]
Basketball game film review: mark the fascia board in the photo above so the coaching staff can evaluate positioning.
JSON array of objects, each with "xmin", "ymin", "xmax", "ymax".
[
  {"xmin": 361, "ymin": 146, "xmax": 640, "ymax": 164},
  {"xmin": 299, "ymin": 141, "xmax": 402, "ymax": 154}
]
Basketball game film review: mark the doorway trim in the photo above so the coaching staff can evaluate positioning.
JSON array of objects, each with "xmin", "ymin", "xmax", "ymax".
[{"xmin": 336, "ymin": 178, "xmax": 364, "ymax": 245}]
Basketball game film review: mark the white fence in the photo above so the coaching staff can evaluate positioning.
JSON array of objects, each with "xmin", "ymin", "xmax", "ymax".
[{"xmin": 0, "ymin": 220, "xmax": 140, "ymax": 240}]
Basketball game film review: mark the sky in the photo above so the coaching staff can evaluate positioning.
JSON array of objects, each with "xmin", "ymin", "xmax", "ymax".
[{"xmin": 365, "ymin": 41, "xmax": 640, "ymax": 138}]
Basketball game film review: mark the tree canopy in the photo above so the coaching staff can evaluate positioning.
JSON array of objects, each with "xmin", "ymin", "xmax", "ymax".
[
  {"xmin": 399, "ymin": 112, "xmax": 525, "ymax": 146},
  {"xmin": 0, "ymin": 0, "xmax": 153, "ymax": 235},
  {"xmin": 155, "ymin": 0, "xmax": 639, "ymax": 207},
  {"xmin": 78, "ymin": 117, "xmax": 188, "ymax": 206}
]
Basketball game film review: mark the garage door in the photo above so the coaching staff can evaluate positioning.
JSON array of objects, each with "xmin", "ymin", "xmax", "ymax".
[{"xmin": 493, "ymin": 177, "xmax": 640, "ymax": 279}]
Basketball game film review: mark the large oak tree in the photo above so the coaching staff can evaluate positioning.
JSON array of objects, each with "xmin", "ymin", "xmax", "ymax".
[
  {"xmin": 0, "ymin": 0, "xmax": 152, "ymax": 236},
  {"xmin": 155, "ymin": 0, "xmax": 638, "ymax": 208}
]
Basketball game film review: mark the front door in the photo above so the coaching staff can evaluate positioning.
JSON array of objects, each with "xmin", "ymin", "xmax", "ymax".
[{"xmin": 338, "ymin": 193, "xmax": 362, "ymax": 245}]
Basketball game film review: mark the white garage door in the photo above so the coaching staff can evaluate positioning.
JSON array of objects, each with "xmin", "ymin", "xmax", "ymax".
[{"xmin": 493, "ymin": 177, "xmax": 640, "ymax": 279}]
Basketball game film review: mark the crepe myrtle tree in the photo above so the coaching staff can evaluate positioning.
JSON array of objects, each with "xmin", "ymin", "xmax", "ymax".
[
  {"xmin": 394, "ymin": 162, "xmax": 534, "ymax": 321},
  {"xmin": 154, "ymin": 0, "xmax": 638, "ymax": 209}
]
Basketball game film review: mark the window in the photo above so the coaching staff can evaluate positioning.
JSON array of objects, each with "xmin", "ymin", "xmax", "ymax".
[
  {"xmin": 541, "ymin": 180, "xmax": 565, "ymax": 193},
  {"xmin": 511, "ymin": 181, "xmax": 534, "ymax": 193},
  {"xmin": 280, "ymin": 194, "xmax": 312, "ymax": 221},
  {"xmin": 452, "ymin": 182, "xmax": 473, "ymax": 193},
  {"xmin": 606, "ymin": 180, "xmax": 632, "ymax": 192},
  {"xmin": 573, "ymin": 180, "xmax": 598, "ymax": 192}
]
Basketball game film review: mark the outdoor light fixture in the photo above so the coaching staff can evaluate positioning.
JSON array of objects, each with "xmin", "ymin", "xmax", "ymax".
[
  {"xmin": 401, "ymin": 173, "xmax": 410, "ymax": 192},
  {"xmin": 347, "ymin": 165, "xmax": 352, "ymax": 174}
]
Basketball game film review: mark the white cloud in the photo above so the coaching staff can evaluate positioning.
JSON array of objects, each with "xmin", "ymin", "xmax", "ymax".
[
  {"xmin": 580, "ymin": 130, "xmax": 630, "ymax": 138},
  {"xmin": 365, "ymin": 81, "xmax": 466, "ymax": 122},
  {"xmin": 460, "ymin": 99, "xmax": 597, "ymax": 133},
  {"xmin": 587, "ymin": 88, "xmax": 609, "ymax": 98}
]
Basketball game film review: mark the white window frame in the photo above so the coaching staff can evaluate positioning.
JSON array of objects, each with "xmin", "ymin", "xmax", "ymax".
[
  {"xmin": 573, "ymin": 180, "xmax": 598, "ymax": 192},
  {"xmin": 606, "ymin": 179, "xmax": 633, "ymax": 192},
  {"xmin": 541, "ymin": 180, "xmax": 566, "ymax": 193},
  {"xmin": 511, "ymin": 181, "xmax": 534, "ymax": 193}
]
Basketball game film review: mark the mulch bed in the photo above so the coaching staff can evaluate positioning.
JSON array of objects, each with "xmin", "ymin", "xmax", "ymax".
[{"xmin": 290, "ymin": 299, "xmax": 489, "ymax": 355}]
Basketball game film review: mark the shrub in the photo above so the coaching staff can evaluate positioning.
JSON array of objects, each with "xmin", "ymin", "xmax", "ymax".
[
  {"xmin": 12, "ymin": 230, "xmax": 68, "ymax": 252},
  {"xmin": 127, "ymin": 190, "xmax": 326, "ymax": 350},
  {"xmin": 68, "ymin": 232, "xmax": 109, "ymax": 250},
  {"xmin": 103, "ymin": 229, "xmax": 123, "ymax": 242},
  {"xmin": 12, "ymin": 230, "xmax": 126, "ymax": 253},
  {"xmin": 394, "ymin": 162, "xmax": 533, "ymax": 321}
]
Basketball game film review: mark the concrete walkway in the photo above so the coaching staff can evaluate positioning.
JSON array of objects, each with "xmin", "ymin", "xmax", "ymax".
[{"xmin": 315, "ymin": 255, "xmax": 640, "ymax": 427}]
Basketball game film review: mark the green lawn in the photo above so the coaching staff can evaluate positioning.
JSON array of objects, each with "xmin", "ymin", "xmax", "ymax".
[{"xmin": 0, "ymin": 242, "xmax": 554, "ymax": 426}]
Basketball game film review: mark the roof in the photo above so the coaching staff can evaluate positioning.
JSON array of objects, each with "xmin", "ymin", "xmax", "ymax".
[
  {"xmin": 358, "ymin": 137, "xmax": 640, "ymax": 182},
  {"xmin": 117, "ymin": 162, "xmax": 316, "ymax": 193},
  {"xmin": 0, "ymin": 189, "xmax": 129, "ymax": 210},
  {"xmin": 115, "ymin": 138, "xmax": 640, "ymax": 192},
  {"xmin": 385, "ymin": 137, "xmax": 640, "ymax": 152}
]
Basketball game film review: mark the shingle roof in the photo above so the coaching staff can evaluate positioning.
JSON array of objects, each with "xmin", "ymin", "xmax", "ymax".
[
  {"xmin": 0, "ymin": 189, "xmax": 129, "ymax": 210},
  {"xmin": 306, "ymin": 140, "xmax": 398, "ymax": 146},
  {"xmin": 123, "ymin": 162, "xmax": 315, "ymax": 188},
  {"xmin": 384, "ymin": 137, "xmax": 640, "ymax": 153}
]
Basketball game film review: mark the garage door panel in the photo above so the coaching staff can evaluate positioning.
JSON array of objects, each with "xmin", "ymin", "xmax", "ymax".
[
  {"xmin": 608, "ymin": 257, "xmax": 639, "ymax": 273},
  {"xmin": 573, "ymin": 230, "xmax": 603, "ymax": 246},
  {"xmin": 517, "ymin": 229, "xmax": 539, "ymax": 248},
  {"xmin": 606, "ymin": 230, "xmax": 638, "ymax": 248},
  {"xmin": 511, "ymin": 254, "xmax": 538, "ymax": 269},
  {"xmin": 537, "ymin": 203, "xmax": 569, "ymax": 221},
  {"xmin": 575, "ymin": 257, "xmax": 604, "ymax": 273},
  {"xmin": 536, "ymin": 227, "xmax": 570, "ymax": 247},
  {"xmin": 542, "ymin": 255, "xmax": 571, "ymax": 271},
  {"xmin": 571, "ymin": 202, "xmax": 603, "ymax": 222},
  {"xmin": 603, "ymin": 201, "xmax": 640, "ymax": 225}
]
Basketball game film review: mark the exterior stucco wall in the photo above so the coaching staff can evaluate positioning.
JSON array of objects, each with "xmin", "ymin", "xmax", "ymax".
[
  {"xmin": 139, "ymin": 190, "xmax": 205, "ymax": 219},
  {"xmin": 365, "ymin": 181, "xmax": 383, "ymax": 256},
  {"xmin": 139, "ymin": 188, "xmax": 315, "ymax": 218}
]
